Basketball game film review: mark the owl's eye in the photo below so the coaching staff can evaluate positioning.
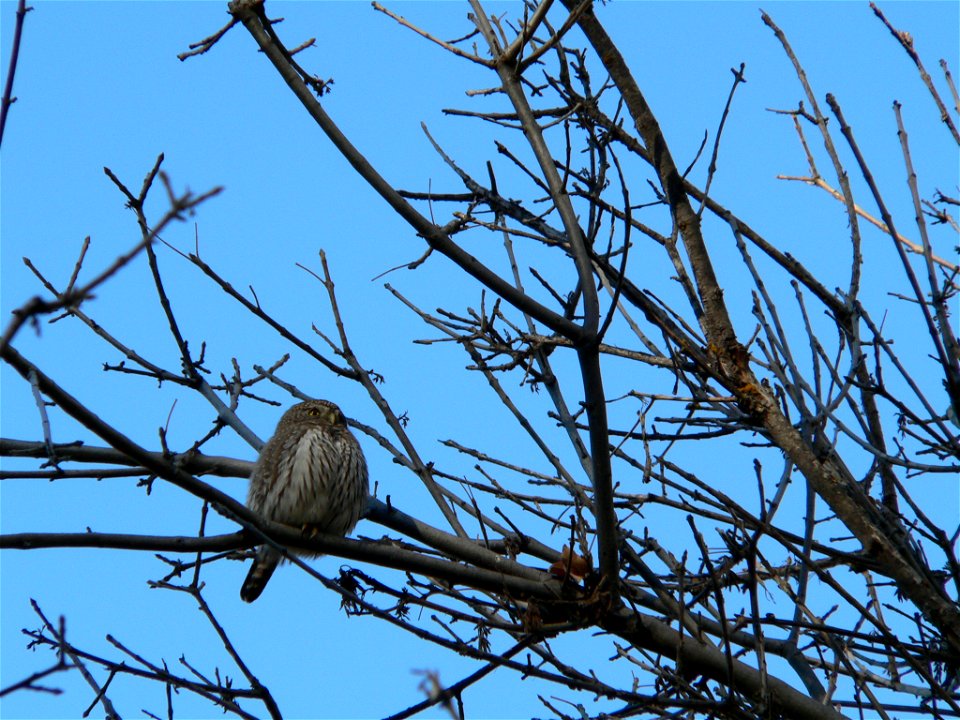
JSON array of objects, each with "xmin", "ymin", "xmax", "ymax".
[{"xmin": 307, "ymin": 408, "xmax": 321, "ymax": 417}]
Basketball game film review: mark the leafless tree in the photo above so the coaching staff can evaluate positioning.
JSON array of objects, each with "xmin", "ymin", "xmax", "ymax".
[{"xmin": 2, "ymin": 1, "xmax": 958, "ymax": 718}]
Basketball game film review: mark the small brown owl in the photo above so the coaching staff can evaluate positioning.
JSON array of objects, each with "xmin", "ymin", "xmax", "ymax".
[{"xmin": 240, "ymin": 400, "xmax": 368, "ymax": 602}]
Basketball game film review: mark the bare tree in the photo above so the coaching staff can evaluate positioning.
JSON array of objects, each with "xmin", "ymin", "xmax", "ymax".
[{"xmin": 2, "ymin": 1, "xmax": 958, "ymax": 718}]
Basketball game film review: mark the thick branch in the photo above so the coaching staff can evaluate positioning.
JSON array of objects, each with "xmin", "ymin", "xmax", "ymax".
[
  {"xmin": 1, "ymin": 437, "xmax": 252, "ymax": 479},
  {"xmin": 467, "ymin": 0, "xmax": 618, "ymax": 600},
  {"xmin": 602, "ymin": 608, "xmax": 847, "ymax": 720},
  {"xmin": 0, "ymin": 529, "xmax": 556, "ymax": 600},
  {"xmin": 227, "ymin": 0, "xmax": 583, "ymax": 343}
]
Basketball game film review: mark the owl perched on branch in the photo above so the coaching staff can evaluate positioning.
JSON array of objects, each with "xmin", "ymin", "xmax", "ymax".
[{"xmin": 240, "ymin": 400, "xmax": 369, "ymax": 603}]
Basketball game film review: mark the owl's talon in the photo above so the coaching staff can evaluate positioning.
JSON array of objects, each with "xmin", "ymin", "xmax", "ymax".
[{"xmin": 301, "ymin": 523, "xmax": 322, "ymax": 538}]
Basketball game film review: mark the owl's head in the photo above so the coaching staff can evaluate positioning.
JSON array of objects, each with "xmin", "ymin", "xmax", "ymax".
[{"xmin": 281, "ymin": 400, "xmax": 346, "ymax": 427}]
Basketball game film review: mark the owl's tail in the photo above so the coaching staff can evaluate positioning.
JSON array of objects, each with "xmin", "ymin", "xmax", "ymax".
[{"xmin": 240, "ymin": 545, "xmax": 281, "ymax": 603}]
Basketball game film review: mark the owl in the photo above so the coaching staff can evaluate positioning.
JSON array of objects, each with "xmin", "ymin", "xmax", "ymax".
[{"xmin": 240, "ymin": 399, "xmax": 368, "ymax": 602}]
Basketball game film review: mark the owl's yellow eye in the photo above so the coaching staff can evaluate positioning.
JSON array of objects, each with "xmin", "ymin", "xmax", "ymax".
[{"xmin": 307, "ymin": 408, "xmax": 322, "ymax": 417}]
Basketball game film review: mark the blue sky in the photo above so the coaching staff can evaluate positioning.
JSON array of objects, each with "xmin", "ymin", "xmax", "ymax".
[{"xmin": 2, "ymin": 1, "xmax": 958, "ymax": 718}]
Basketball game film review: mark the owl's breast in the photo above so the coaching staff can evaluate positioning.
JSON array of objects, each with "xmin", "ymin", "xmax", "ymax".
[
  {"xmin": 251, "ymin": 424, "xmax": 366, "ymax": 540},
  {"xmin": 279, "ymin": 429, "xmax": 335, "ymax": 522}
]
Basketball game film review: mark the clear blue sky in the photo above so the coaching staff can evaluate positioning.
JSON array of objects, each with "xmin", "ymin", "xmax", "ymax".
[{"xmin": 2, "ymin": 1, "xmax": 958, "ymax": 718}]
